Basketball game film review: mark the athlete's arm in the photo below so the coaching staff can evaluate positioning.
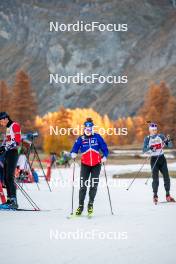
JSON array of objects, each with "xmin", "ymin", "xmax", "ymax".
[
  {"xmin": 143, "ymin": 136, "xmax": 151, "ymax": 153},
  {"xmin": 159, "ymin": 134, "xmax": 173, "ymax": 148},
  {"xmin": 97, "ymin": 134, "xmax": 109, "ymax": 157},
  {"xmin": 12, "ymin": 123, "xmax": 21, "ymax": 146},
  {"xmin": 70, "ymin": 136, "xmax": 82, "ymax": 154}
]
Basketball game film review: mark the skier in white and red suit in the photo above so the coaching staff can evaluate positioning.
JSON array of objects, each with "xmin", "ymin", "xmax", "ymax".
[
  {"xmin": 0, "ymin": 112, "xmax": 21, "ymax": 209},
  {"xmin": 143, "ymin": 123, "xmax": 175, "ymax": 204}
]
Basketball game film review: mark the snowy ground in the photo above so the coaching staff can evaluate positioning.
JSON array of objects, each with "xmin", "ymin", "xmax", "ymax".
[{"xmin": 0, "ymin": 164, "xmax": 176, "ymax": 264}]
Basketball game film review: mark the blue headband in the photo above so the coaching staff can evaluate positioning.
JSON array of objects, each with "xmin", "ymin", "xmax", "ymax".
[{"xmin": 84, "ymin": 121, "xmax": 94, "ymax": 128}]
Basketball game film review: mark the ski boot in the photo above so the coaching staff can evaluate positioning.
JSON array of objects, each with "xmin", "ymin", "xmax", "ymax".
[
  {"xmin": 153, "ymin": 195, "xmax": 158, "ymax": 205},
  {"xmin": 0, "ymin": 199, "xmax": 18, "ymax": 210},
  {"xmin": 87, "ymin": 203, "xmax": 93, "ymax": 218},
  {"xmin": 75, "ymin": 205, "xmax": 84, "ymax": 216},
  {"xmin": 166, "ymin": 194, "xmax": 175, "ymax": 203},
  {"xmin": 0, "ymin": 197, "xmax": 18, "ymax": 210},
  {"xmin": 10, "ymin": 198, "xmax": 18, "ymax": 209},
  {"xmin": 3, "ymin": 197, "xmax": 11, "ymax": 205}
]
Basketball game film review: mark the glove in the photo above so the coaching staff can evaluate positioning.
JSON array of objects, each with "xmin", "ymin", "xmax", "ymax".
[
  {"xmin": 6, "ymin": 142, "xmax": 17, "ymax": 151},
  {"xmin": 71, "ymin": 152, "xmax": 77, "ymax": 159},
  {"xmin": 164, "ymin": 135, "xmax": 171, "ymax": 144},
  {"xmin": 0, "ymin": 146, "xmax": 6, "ymax": 155},
  {"xmin": 101, "ymin": 157, "xmax": 107, "ymax": 163},
  {"xmin": 149, "ymin": 146, "xmax": 156, "ymax": 152},
  {"xmin": 167, "ymin": 134, "xmax": 171, "ymax": 141}
]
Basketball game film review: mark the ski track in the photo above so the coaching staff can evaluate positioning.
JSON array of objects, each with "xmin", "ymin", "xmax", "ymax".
[{"xmin": 0, "ymin": 165, "xmax": 176, "ymax": 264}]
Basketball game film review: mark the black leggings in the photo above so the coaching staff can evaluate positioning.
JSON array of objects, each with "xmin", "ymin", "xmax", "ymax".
[
  {"xmin": 151, "ymin": 154, "xmax": 170, "ymax": 195},
  {"xmin": 79, "ymin": 163, "xmax": 101, "ymax": 206},
  {"xmin": 4, "ymin": 149, "xmax": 19, "ymax": 198}
]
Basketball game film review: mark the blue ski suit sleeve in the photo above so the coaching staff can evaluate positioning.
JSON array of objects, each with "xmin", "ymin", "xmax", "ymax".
[
  {"xmin": 97, "ymin": 134, "xmax": 109, "ymax": 157},
  {"xmin": 143, "ymin": 136, "xmax": 150, "ymax": 153},
  {"xmin": 70, "ymin": 136, "xmax": 82, "ymax": 154},
  {"xmin": 159, "ymin": 134, "xmax": 173, "ymax": 148}
]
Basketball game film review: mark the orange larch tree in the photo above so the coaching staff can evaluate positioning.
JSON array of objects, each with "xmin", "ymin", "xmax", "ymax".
[{"xmin": 11, "ymin": 70, "xmax": 37, "ymax": 133}]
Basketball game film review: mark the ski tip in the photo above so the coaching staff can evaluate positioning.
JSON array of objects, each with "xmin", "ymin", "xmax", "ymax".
[
  {"xmin": 87, "ymin": 215, "xmax": 93, "ymax": 219},
  {"xmin": 87, "ymin": 213, "xmax": 93, "ymax": 218},
  {"xmin": 67, "ymin": 214, "xmax": 75, "ymax": 219}
]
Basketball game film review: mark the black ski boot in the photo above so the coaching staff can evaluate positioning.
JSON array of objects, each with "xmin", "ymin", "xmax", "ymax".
[
  {"xmin": 166, "ymin": 194, "xmax": 175, "ymax": 202},
  {"xmin": 153, "ymin": 194, "xmax": 158, "ymax": 205},
  {"xmin": 3, "ymin": 197, "xmax": 11, "ymax": 205},
  {"xmin": 87, "ymin": 203, "xmax": 93, "ymax": 217},
  {"xmin": 9, "ymin": 198, "xmax": 18, "ymax": 210},
  {"xmin": 75, "ymin": 205, "xmax": 84, "ymax": 216}
]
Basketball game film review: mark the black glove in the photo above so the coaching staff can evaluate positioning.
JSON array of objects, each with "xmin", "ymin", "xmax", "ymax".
[
  {"xmin": 0, "ymin": 146, "xmax": 6, "ymax": 155},
  {"xmin": 164, "ymin": 135, "xmax": 171, "ymax": 145},
  {"xmin": 149, "ymin": 146, "xmax": 156, "ymax": 152}
]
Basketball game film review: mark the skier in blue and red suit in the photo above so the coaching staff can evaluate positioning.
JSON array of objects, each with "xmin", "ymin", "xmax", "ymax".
[{"xmin": 70, "ymin": 118, "xmax": 109, "ymax": 215}]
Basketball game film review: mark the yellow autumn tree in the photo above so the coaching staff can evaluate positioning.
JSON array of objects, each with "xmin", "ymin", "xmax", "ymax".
[
  {"xmin": 36, "ymin": 107, "xmax": 115, "ymax": 153},
  {"xmin": 36, "ymin": 107, "xmax": 73, "ymax": 154}
]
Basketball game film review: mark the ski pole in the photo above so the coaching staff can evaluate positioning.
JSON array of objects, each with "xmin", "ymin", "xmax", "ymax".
[
  {"xmin": 126, "ymin": 154, "xmax": 151, "ymax": 191},
  {"xmin": 103, "ymin": 163, "xmax": 114, "ymax": 215},
  {"xmin": 70, "ymin": 160, "xmax": 76, "ymax": 215},
  {"xmin": 15, "ymin": 180, "xmax": 40, "ymax": 210}
]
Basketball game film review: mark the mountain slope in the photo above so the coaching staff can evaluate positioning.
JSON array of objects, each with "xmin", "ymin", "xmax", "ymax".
[{"xmin": 0, "ymin": 0, "xmax": 175, "ymax": 118}]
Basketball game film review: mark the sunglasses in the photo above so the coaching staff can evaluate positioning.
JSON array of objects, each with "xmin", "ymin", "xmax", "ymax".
[{"xmin": 149, "ymin": 124, "xmax": 157, "ymax": 129}]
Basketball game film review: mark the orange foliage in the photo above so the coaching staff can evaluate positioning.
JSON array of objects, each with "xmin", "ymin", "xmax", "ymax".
[{"xmin": 36, "ymin": 107, "xmax": 117, "ymax": 154}]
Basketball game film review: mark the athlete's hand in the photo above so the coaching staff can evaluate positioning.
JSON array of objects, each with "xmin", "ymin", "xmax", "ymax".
[
  {"xmin": 101, "ymin": 157, "xmax": 107, "ymax": 163},
  {"xmin": 163, "ymin": 135, "xmax": 171, "ymax": 145},
  {"xmin": 150, "ymin": 146, "xmax": 156, "ymax": 152},
  {"xmin": 166, "ymin": 135, "xmax": 171, "ymax": 142},
  {"xmin": 0, "ymin": 146, "xmax": 5, "ymax": 155},
  {"xmin": 71, "ymin": 152, "xmax": 77, "ymax": 159}
]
